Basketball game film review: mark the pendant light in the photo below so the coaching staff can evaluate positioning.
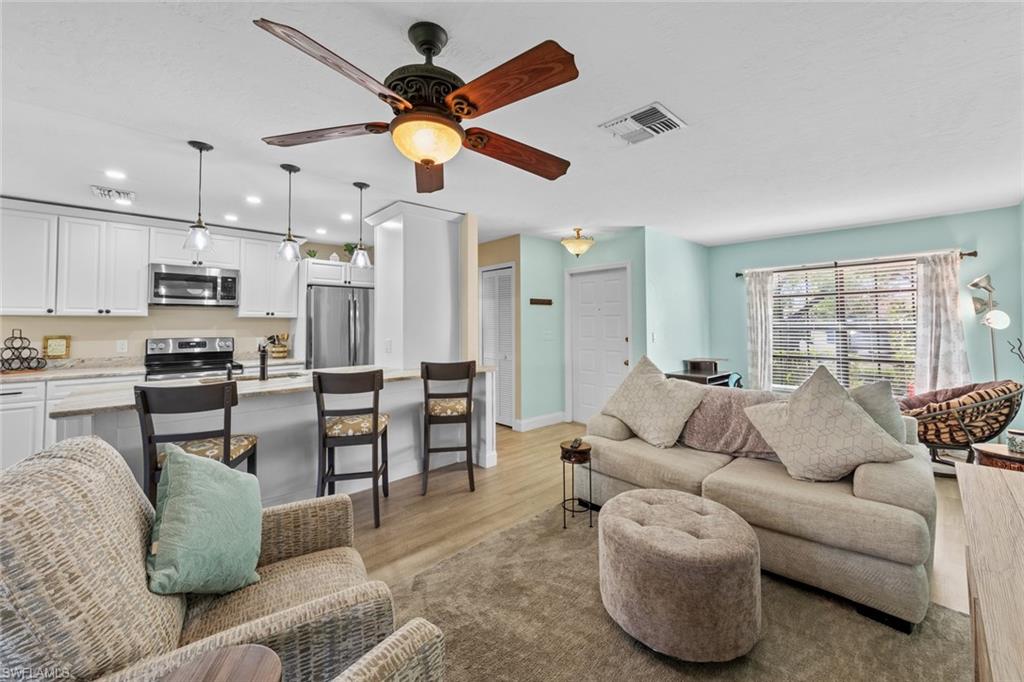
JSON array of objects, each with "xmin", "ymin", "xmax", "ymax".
[
  {"xmin": 350, "ymin": 181, "xmax": 372, "ymax": 268},
  {"xmin": 183, "ymin": 140, "xmax": 214, "ymax": 252},
  {"xmin": 276, "ymin": 163, "xmax": 302, "ymax": 261},
  {"xmin": 561, "ymin": 227, "xmax": 594, "ymax": 258}
]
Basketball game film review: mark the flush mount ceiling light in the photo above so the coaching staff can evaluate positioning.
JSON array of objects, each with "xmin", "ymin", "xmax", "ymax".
[
  {"xmin": 561, "ymin": 227, "xmax": 594, "ymax": 258},
  {"xmin": 183, "ymin": 140, "xmax": 213, "ymax": 252},
  {"xmin": 276, "ymin": 163, "xmax": 302, "ymax": 261},
  {"xmin": 104, "ymin": 169, "xmax": 126, "ymax": 180},
  {"xmin": 350, "ymin": 182, "xmax": 372, "ymax": 268},
  {"xmin": 246, "ymin": 195, "xmax": 262, "ymax": 204},
  {"xmin": 90, "ymin": 185, "xmax": 136, "ymax": 206}
]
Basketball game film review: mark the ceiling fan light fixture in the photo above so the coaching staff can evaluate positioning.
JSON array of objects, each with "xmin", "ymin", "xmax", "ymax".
[
  {"xmin": 561, "ymin": 227, "xmax": 594, "ymax": 258},
  {"xmin": 389, "ymin": 111, "xmax": 464, "ymax": 165}
]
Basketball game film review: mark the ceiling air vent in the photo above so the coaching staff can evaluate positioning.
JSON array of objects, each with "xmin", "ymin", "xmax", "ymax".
[
  {"xmin": 91, "ymin": 185, "xmax": 136, "ymax": 206},
  {"xmin": 599, "ymin": 102, "xmax": 686, "ymax": 145}
]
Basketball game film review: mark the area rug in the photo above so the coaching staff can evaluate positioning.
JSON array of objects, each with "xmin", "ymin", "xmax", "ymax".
[{"xmin": 393, "ymin": 505, "xmax": 971, "ymax": 681}]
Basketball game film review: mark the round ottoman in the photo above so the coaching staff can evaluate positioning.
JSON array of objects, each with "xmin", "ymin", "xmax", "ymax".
[{"xmin": 599, "ymin": 488, "xmax": 761, "ymax": 662}]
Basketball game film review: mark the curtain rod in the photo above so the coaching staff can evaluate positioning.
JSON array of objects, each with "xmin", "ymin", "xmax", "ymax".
[{"xmin": 733, "ymin": 249, "xmax": 978, "ymax": 278}]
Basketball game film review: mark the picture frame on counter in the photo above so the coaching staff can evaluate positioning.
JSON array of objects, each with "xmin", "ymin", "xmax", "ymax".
[{"xmin": 43, "ymin": 335, "xmax": 71, "ymax": 359}]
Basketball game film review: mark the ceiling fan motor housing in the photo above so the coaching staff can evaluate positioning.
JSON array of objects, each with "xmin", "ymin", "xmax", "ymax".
[{"xmin": 384, "ymin": 63, "xmax": 465, "ymax": 115}]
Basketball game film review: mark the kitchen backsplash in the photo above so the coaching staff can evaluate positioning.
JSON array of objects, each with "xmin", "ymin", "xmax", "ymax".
[{"xmin": 3, "ymin": 307, "xmax": 290, "ymax": 362}]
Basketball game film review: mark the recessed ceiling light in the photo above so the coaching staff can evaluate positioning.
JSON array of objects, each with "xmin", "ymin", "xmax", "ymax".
[
  {"xmin": 246, "ymin": 195, "xmax": 262, "ymax": 204},
  {"xmin": 224, "ymin": 214, "xmax": 238, "ymax": 222},
  {"xmin": 340, "ymin": 212, "xmax": 353, "ymax": 221},
  {"xmin": 315, "ymin": 227, "xmax": 327, "ymax": 235},
  {"xmin": 105, "ymin": 169, "xmax": 126, "ymax": 180},
  {"xmin": 114, "ymin": 198, "xmax": 132, "ymax": 206}
]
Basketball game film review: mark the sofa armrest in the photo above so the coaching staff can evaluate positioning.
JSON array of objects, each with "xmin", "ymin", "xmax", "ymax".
[
  {"xmin": 332, "ymin": 617, "xmax": 445, "ymax": 682},
  {"xmin": 853, "ymin": 446, "xmax": 935, "ymax": 528},
  {"xmin": 587, "ymin": 413, "xmax": 633, "ymax": 441},
  {"xmin": 259, "ymin": 495, "xmax": 354, "ymax": 567},
  {"xmin": 100, "ymin": 581, "xmax": 395, "ymax": 682},
  {"xmin": 902, "ymin": 416, "xmax": 919, "ymax": 445}
]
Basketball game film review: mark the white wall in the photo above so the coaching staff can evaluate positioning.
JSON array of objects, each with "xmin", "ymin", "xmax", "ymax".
[{"xmin": 373, "ymin": 219, "xmax": 405, "ymax": 369}]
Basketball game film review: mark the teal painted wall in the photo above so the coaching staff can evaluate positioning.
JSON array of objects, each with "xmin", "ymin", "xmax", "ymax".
[
  {"xmin": 707, "ymin": 205, "xmax": 1024, "ymax": 428},
  {"xmin": 519, "ymin": 235, "xmax": 566, "ymax": 420},
  {"xmin": 644, "ymin": 228, "xmax": 710, "ymax": 370}
]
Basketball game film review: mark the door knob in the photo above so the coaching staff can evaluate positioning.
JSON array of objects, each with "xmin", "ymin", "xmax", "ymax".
[{"xmin": 623, "ymin": 359, "xmax": 629, "ymax": 366}]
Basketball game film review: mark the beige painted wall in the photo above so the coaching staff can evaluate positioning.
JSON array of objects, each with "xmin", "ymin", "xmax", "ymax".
[
  {"xmin": 2, "ymin": 308, "xmax": 291, "ymax": 361},
  {"xmin": 478, "ymin": 235, "xmax": 521, "ymax": 420}
]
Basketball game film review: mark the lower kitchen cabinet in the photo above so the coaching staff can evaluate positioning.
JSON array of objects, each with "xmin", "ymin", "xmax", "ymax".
[
  {"xmin": 0, "ymin": 382, "xmax": 45, "ymax": 469},
  {"xmin": 44, "ymin": 374, "xmax": 145, "ymax": 447}
]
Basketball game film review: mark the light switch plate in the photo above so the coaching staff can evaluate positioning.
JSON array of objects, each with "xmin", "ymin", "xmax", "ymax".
[
  {"xmin": 384, "ymin": 338, "xmax": 393, "ymax": 353},
  {"xmin": 116, "ymin": 339, "xmax": 128, "ymax": 353}
]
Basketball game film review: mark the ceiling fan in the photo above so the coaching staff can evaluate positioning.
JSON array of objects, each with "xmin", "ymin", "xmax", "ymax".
[{"xmin": 254, "ymin": 18, "xmax": 579, "ymax": 193}]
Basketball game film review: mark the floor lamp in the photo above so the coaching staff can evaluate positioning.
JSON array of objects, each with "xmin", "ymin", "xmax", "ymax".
[{"xmin": 968, "ymin": 274, "xmax": 1011, "ymax": 380}]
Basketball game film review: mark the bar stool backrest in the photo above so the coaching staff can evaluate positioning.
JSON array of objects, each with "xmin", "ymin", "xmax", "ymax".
[
  {"xmin": 134, "ymin": 381, "xmax": 239, "ymax": 465},
  {"xmin": 420, "ymin": 360, "xmax": 476, "ymax": 409},
  {"xmin": 313, "ymin": 370, "xmax": 385, "ymax": 439}
]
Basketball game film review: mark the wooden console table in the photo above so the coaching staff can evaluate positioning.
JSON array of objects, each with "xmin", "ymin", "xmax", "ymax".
[{"xmin": 956, "ymin": 463, "xmax": 1024, "ymax": 682}]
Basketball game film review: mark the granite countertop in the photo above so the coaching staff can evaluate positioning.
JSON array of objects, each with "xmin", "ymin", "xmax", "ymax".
[
  {"xmin": 49, "ymin": 365, "xmax": 494, "ymax": 418},
  {"xmin": 0, "ymin": 357, "xmax": 303, "ymax": 385}
]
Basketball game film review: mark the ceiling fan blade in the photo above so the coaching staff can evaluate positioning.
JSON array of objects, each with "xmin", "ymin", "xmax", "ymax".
[
  {"xmin": 415, "ymin": 162, "xmax": 444, "ymax": 193},
  {"xmin": 254, "ymin": 18, "xmax": 411, "ymax": 111},
  {"xmin": 463, "ymin": 128, "xmax": 569, "ymax": 180},
  {"xmin": 445, "ymin": 40, "xmax": 578, "ymax": 119},
  {"xmin": 262, "ymin": 122, "xmax": 389, "ymax": 147}
]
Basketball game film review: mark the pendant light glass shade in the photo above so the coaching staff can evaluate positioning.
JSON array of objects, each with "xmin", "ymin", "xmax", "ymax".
[
  {"xmin": 561, "ymin": 227, "xmax": 594, "ymax": 258},
  {"xmin": 276, "ymin": 164, "xmax": 302, "ymax": 262},
  {"xmin": 183, "ymin": 140, "xmax": 213, "ymax": 253},
  {"xmin": 351, "ymin": 181, "xmax": 372, "ymax": 268}
]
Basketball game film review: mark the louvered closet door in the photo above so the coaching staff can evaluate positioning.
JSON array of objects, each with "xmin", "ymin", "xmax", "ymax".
[{"xmin": 481, "ymin": 267, "xmax": 515, "ymax": 426}]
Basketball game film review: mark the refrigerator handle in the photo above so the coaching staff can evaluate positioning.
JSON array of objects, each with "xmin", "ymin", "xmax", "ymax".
[{"xmin": 348, "ymin": 295, "xmax": 356, "ymax": 366}]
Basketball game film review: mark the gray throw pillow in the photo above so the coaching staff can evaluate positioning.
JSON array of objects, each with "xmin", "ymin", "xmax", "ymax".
[
  {"xmin": 681, "ymin": 385, "xmax": 780, "ymax": 460},
  {"xmin": 603, "ymin": 356, "xmax": 706, "ymax": 448},
  {"xmin": 744, "ymin": 366, "xmax": 912, "ymax": 481},
  {"xmin": 850, "ymin": 380, "xmax": 906, "ymax": 442}
]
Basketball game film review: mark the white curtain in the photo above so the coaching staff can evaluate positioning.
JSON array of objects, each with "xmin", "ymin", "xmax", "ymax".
[
  {"xmin": 745, "ymin": 270, "xmax": 774, "ymax": 390},
  {"xmin": 916, "ymin": 252, "xmax": 971, "ymax": 392}
]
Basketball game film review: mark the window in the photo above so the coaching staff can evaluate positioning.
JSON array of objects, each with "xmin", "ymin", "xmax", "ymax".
[{"xmin": 770, "ymin": 259, "xmax": 917, "ymax": 396}]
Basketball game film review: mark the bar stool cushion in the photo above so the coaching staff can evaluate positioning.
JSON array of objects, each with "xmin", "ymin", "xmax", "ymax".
[
  {"xmin": 326, "ymin": 413, "xmax": 390, "ymax": 438},
  {"xmin": 159, "ymin": 434, "xmax": 258, "ymax": 467},
  {"xmin": 427, "ymin": 398, "xmax": 468, "ymax": 416}
]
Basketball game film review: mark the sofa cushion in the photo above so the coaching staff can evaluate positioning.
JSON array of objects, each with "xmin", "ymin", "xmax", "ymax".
[
  {"xmin": 745, "ymin": 366, "xmax": 911, "ymax": 481},
  {"xmin": 681, "ymin": 385, "xmax": 779, "ymax": 459},
  {"xmin": 180, "ymin": 546, "xmax": 368, "ymax": 645},
  {"xmin": 850, "ymin": 380, "xmax": 905, "ymax": 442},
  {"xmin": 0, "ymin": 437, "xmax": 186, "ymax": 680},
  {"xmin": 853, "ymin": 445, "xmax": 936, "ymax": 528},
  {"xmin": 587, "ymin": 413, "xmax": 633, "ymax": 441},
  {"xmin": 702, "ymin": 457, "xmax": 931, "ymax": 565},
  {"xmin": 584, "ymin": 435, "xmax": 733, "ymax": 496},
  {"xmin": 602, "ymin": 356, "xmax": 707, "ymax": 448}
]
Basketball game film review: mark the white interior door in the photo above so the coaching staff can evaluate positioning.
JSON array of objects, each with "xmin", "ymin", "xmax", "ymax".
[
  {"xmin": 481, "ymin": 266, "xmax": 515, "ymax": 426},
  {"xmin": 571, "ymin": 267, "xmax": 629, "ymax": 423}
]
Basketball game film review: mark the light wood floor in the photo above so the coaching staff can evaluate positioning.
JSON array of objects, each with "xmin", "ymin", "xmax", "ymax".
[{"xmin": 350, "ymin": 422, "xmax": 969, "ymax": 614}]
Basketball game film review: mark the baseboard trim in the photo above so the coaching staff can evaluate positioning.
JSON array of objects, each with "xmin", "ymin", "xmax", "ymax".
[{"xmin": 514, "ymin": 412, "xmax": 569, "ymax": 432}]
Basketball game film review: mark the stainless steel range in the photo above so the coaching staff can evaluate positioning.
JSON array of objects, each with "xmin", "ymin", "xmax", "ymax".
[{"xmin": 144, "ymin": 337, "xmax": 244, "ymax": 381}]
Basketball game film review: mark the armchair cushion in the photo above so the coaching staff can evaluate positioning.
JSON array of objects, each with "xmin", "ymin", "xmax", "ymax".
[
  {"xmin": 259, "ymin": 495, "xmax": 354, "ymax": 567},
  {"xmin": 181, "ymin": 546, "xmax": 369, "ymax": 645},
  {"xmin": 333, "ymin": 617, "xmax": 445, "ymax": 682}
]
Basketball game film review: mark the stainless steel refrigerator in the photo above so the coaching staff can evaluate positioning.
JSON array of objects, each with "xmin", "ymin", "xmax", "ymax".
[{"xmin": 306, "ymin": 285, "xmax": 374, "ymax": 369}]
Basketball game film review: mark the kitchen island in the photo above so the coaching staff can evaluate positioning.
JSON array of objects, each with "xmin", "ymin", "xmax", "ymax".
[{"xmin": 49, "ymin": 365, "xmax": 496, "ymax": 506}]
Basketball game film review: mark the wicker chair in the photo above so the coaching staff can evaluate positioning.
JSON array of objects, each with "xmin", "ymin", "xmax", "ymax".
[
  {"xmin": 0, "ymin": 436, "xmax": 444, "ymax": 682},
  {"xmin": 900, "ymin": 380, "xmax": 1023, "ymax": 469}
]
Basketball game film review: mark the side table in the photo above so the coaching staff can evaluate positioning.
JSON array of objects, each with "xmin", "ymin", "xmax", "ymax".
[
  {"xmin": 972, "ymin": 442, "xmax": 1024, "ymax": 472},
  {"xmin": 160, "ymin": 644, "xmax": 282, "ymax": 682},
  {"xmin": 560, "ymin": 440, "xmax": 593, "ymax": 529}
]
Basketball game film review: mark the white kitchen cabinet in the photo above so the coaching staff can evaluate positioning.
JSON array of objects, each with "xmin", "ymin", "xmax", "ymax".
[
  {"xmin": 0, "ymin": 209, "xmax": 58, "ymax": 316},
  {"xmin": 347, "ymin": 263, "xmax": 374, "ymax": 287},
  {"xmin": 57, "ymin": 218, "xmax": 149, "ymax": 316},
  {"xmin": 303, "ymin": 259, "xmax": 373, "ymax": 287},
  {"xmin": 239, "ymin": 238, "xmax": 298, "ymax": 318},
  {"xmin": 44, "ymin": 374, "xmax": 144, "ymax": 447},
  {"xmin": 0, "ymin": 382, "xmax": 45, "ymax": 469},
  {"xmin": 149, "ymin": 227, "xmax": 240, "ymax": 268}
]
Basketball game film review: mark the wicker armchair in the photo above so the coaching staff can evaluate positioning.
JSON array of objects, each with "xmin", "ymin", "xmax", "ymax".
[{"xmin": 0, "ymin": 436, "xmax": 444, "ymax": 682}]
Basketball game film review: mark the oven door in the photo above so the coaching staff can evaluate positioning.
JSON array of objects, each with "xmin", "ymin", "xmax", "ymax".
[{"xmin": 149, "ymin": 264, "xmax": 236, "ymax": 306}]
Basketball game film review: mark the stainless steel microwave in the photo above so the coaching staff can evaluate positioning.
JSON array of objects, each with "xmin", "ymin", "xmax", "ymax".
[{"xmin": 148, "ymin": 264, "xmax": 239, "ymax": 307}]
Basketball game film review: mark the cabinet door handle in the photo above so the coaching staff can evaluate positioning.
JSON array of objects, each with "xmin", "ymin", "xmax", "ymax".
[
  {"xmin": 46, "ymin": 308, "xmax": 53, "ymax": 313},
  {"xmin": 0, "ymin": 391, "xmax": 23, "ymax": 396},
  {"xmin": 105, "ymin": 309, "xmax": 111, "ymax": 314},
  {"xmin": 97, "ymin": 308, "xmax": 104, "ymax": 313}
]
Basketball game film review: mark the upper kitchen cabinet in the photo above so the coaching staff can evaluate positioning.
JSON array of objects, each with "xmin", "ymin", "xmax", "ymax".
[
  {"xmin": 238, "ymin": 238, "xmax": 298, "ymax": 318},
  {"xmin": 57, "ymin": 218, "xmax": 150, "ymax": 316},
  {"xmin": 347, "ymin": 263, "xmax": 374, "ymax": 287},
  {"xmin": 0, "ymin": 208, "xmax": 58, "ymax": 315},
  {"xmin": 149, "ymin": 227, "xmax": 240, "ymax": 268},
  {"xmin": 303, "ymin": 259, "xmax": 374, "ymax": 287}
]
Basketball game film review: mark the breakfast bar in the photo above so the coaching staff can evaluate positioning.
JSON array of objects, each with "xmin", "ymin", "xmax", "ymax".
[{"xmin": 49, "ymin": 365, "xmax": 496, "ymax": 506}]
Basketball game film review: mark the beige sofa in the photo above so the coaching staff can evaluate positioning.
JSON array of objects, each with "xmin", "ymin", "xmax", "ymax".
[{"xmin": 579, "ymin": 413, "xmax": 936, "ymax": 627}]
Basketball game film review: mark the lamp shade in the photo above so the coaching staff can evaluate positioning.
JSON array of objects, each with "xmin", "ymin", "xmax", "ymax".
[
  {"xmin": 968, "ymin": 274, "xmax": 995, "ymax": 293},
  {"xmin": 390, "ymin": 111, "xmax": 464, "ymax": 165},
  {"xmin": 982, "ymin": 309, "xmax": 1011, "ymax": 330},
  {"xmin": 561, "ymin": 227, "xmax": 594, "ymax": 258}
]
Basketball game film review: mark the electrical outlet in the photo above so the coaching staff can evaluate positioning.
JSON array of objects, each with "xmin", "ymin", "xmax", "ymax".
[
  {"xmin": 384, "ymin": 338, "xmax": 392, "ymax": 353},
  {"xmin": 116, "ymin": 339, "xmax": 128, "ymax": 354}
]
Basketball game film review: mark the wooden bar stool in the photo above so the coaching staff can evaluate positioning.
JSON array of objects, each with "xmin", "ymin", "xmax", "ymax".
[
  {"xmin": 314, "ymin": 370, "xmax": 389, "ymax": 528},
  {"xmin": 134, "ymin": 382, "xmax": 257, "ymax": 504},
  {"xmin": 421, "ymin": 361, "xmax": 476, "ymax": 495}
]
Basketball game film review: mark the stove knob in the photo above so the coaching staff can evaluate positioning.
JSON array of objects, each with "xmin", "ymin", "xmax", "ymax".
[{"xmin": 157, "ymin": 343, "xmax": 166, "ymax": 350}]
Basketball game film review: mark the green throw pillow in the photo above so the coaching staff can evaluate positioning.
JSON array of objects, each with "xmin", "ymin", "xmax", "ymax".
[{"xmin": 147, "ymin": 449, "xmax": 262, "ymax": 595}]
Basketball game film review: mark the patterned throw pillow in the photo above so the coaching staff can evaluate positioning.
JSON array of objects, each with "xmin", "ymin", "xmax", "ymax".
[
  {"xmin": 602, "ymin": 356, "xmax": 707, "ymax": 448},
  {"xmin": 744, "ymin": 366, "xmax": 912, "ymax": 481}
]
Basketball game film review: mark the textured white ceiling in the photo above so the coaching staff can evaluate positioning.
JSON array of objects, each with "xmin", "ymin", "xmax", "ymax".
[{"xmin": 2, "ymin": 2, "xmax": 1021, "ymax": 246}]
